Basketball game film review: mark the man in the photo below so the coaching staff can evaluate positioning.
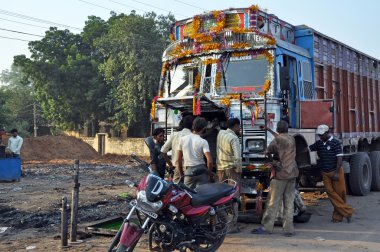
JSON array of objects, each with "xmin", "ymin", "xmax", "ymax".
[
  {"xmin": 7, "ymin": 129, "xmax": 23, "ymax": 158},
  {"xmin": 202, "ymin": 118, "xmax": 220, "ymax": 169},
  {"xmin": 216, "ymin": 118, "xmax": 242, "ymax": 233},
  {"xmin": 309, "ymin": 124, "xmax": 353, "ymax": 223},
  {"xmin": 252, "ymin": 120, "xmax": 298, "ymax": 236},
  {"xmin": 216, "ymin": 118, "xmax": 242, "ymax": 186},
  {"xmin": 150, "ymin": 128, "xmax": 167, "ymax": 179},
  {"xmin": 178, "ymin": 117, "xmax": 213, "ymax": 189},
  {"xmin": 161, "ymin": 115, "xmax": 194, "ymax": 183}
]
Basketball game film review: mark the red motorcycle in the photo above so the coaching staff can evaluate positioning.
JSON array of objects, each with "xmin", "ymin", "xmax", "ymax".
[{"xmin": 108, "ymin": 155, "xmax": 239, "ymax": 252}]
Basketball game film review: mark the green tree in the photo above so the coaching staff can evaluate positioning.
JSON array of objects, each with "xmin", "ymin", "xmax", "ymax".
[
  {"xmin": 14, "ymin": 24, "xmax": 110, "ymax": 131},
  {"xmin": 0, "ymin": 65, "xmax": 37, "ymax": 136},
  {"xmin": 96, "ymin": 12, "xmax": 174, "ymax": 136}
]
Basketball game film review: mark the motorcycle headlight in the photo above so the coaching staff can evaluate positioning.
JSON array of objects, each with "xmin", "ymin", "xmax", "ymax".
[{"xmin": 137, "ymin": 190, "xmax": 163, "ymax": 213}]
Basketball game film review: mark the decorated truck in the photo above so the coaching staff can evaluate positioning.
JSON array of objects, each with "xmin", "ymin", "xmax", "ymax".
[{"xmin": 150, "ymin": 5, "xmax": 380, "ymax": 206}]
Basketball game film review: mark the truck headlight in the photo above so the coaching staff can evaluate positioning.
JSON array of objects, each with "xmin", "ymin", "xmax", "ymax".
[{"xmin": 246, "ymin": 139, "xmax": 265, "ymax": 152}]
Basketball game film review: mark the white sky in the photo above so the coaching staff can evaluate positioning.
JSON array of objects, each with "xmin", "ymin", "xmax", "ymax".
[{"xmin": 1, "ymin": 0, "xmax": 380, "ymax": 75}]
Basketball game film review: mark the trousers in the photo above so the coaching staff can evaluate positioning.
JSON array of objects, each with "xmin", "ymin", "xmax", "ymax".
[
  {"xmin": 261, "ymin": 178, "xmax": 295, "ymax": 233},
  {"xmin": 322, "ymin": 167, "xmax": 354, "ymax": 221},
  {"xmin": 184, "ymin": 165, "xmax": 208, "ymax": 189}
]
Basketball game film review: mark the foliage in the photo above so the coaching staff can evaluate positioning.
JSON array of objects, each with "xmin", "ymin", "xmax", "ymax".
[
  {"xmin": 0, "ymin": 65, "xmax": 37, "ymax": 136},
  {"xmin": 9, "ymin": 11, "xmax": 174, "ymax": 136},
  {"xmin": 96, "ymin": 12, "xmax": 174, "ymax": 136}
]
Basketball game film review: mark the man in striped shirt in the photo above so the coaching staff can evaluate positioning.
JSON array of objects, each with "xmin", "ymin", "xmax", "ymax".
[
  {"xmin": 216, "ymin": 118, "xmax": 242, "ymax": 233},
  {"xmin": 216, "ymin": 118, "xmax": 242, "ymax": 186},
  {"xmin": 309, "ymin": 125, "xmax": 353, "ymax": 223}
]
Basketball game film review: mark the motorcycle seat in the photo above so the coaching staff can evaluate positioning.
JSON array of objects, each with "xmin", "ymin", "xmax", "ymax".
[{"xmin": 190, "ymin": 183, "xmax": 234, "ymax": 207}]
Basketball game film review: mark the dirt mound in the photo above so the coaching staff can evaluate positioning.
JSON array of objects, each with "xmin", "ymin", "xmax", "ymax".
[{"xmin": 21, "ymin": 135, "xmax": 100, "ymax": 161}]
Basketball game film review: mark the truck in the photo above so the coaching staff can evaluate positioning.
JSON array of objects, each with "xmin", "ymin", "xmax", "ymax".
[{"xmin": 150, "ymin": 5, "xmax": 380, "ymax": 209}]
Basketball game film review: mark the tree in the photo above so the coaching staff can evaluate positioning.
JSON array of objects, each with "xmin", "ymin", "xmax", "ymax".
[
  {"xmin": 0, "ymin": 65, "xmax": 37, "ymax": 136},
  {"xmin": 14, "ymin": 24, "xmax": 110, "ymax": 131},
  {"xmin": 96, "ymin": 12, "xmax": 173, "ymax": 136}
]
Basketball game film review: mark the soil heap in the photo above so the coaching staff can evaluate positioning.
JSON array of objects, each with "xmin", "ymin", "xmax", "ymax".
[{"xmin": 21, "ymin": 135, "xmax": 100, "ymax": 161}]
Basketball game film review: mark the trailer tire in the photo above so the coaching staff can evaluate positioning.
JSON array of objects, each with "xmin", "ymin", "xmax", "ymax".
[
  {"xmin": 370, "ymin": 151, "xmax": 380, "ymax": 191},
  {"xmin": 349, "ymin": 153, "xmax": 372, "ymax": 196},
  {"xmin": 299, "ymin": 174, "xmax": 317, "ymax": 188}
]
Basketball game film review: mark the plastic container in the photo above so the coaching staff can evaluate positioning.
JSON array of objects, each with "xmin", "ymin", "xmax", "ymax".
[{"xmin": 0, "ymin": 158, "xmax": 21, "ymax": 181}]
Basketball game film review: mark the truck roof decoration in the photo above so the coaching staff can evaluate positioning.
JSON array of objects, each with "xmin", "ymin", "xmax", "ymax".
[{"xmin": 163, "ymin": 5, "xmax": 294, "ymax": 62}]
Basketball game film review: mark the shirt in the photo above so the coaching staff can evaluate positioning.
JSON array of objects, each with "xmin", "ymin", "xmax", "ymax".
[
  {"xmin": 267, "ymin": 134, "xmax": 298, "ymax": 180},
  {"xmin": 179, "ymin": 133, "xmax": 210, "ymax": 167},
  {"xmin": 151, "ymin": 142, "xmax": 166, "ymax": 178},
  {"xmin": 161, "ymin": 128, "xmax": 191, "ymax": 167},
  {"xmin": 7, "ymin": 135, "xmax": 23, "ymax": 155},
  {"xmin": 216, "ymin": 129, "xmax": 242, "ymax": 171},
  {"xmin": 309, "ymin": 136, "xmax": 342, "ymax": 172}
]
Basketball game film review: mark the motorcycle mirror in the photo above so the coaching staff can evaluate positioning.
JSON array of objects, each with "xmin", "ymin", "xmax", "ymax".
[{"xmin": 125, "ymin": 179, "xmax": 137, "ymax": 187}]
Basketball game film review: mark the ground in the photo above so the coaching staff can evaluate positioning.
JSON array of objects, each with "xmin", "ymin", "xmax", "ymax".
[{"xmin": 1, "ymin": 136, "xmax": 380, "ymax": 252}]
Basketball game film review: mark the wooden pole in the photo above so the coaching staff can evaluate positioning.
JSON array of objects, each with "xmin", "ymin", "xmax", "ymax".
[
  {"xmin": 70, "ymin": 159, "xmax": 80, "ymax": 242},
  {"xmin": 61, "ymin": 196, "xmax": 68, "ymax": 247}
]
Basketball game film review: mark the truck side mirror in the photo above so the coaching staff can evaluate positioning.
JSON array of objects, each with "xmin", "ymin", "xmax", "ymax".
[{"xmin": 280, "ymin": 66, "xmax": 290, "ymax": 91}]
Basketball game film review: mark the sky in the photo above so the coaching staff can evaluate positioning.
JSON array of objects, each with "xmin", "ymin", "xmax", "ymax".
[{"xmin": 1, "ymin": 0, "xmax": 380, "ymax": 75}]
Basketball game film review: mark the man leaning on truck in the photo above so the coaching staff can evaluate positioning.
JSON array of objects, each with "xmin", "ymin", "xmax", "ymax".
[{"xmin": 309, "ymin": 125, "xmax": 354, "ymax": 223}]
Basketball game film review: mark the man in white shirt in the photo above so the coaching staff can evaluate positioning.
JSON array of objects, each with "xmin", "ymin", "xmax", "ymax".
[
  {"xmin": 161, "ymin": 115, "xmax": 194, "ymax": 182},
  {"xmin": 178, "ymin": 117, "xmax": 213, "ymax": 189},
  {"xmin": 7, "ymin": 129, "xmax": 23, "ymax": 158}
]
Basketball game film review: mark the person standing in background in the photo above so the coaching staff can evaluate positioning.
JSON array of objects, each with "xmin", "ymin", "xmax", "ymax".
[
  {"xmin": 161, "ymin": 115, "xmax": 194, "ymax": 182},
  {"xmin": 7, "ymin": 129, "xmax": 23, "ymax": 158}
]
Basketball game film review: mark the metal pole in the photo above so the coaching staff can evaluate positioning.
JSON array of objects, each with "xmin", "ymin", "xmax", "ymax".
[
  {"xmin": 70, "ymin": 159, "xmax": 80, "ymax": 242},
  {"xmin": 33, "ymin": 102, "xmax": 38, "ymax": 137},
  {"xmin": 61, "ymin": 196, "xmax": 68, "ymax": 248}
]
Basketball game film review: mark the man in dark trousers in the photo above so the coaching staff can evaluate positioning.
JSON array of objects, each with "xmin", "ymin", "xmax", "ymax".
[
  {"xmin": 150, "ymin": 128, "xmax": 167, "ymax": 179},
  {"xmin": 252, "ymin": 120, "xmax": 298, "ymax": 236},
  {"xmin": 309, "ymin": 125, "xmax": 353, "ymax": 223}
]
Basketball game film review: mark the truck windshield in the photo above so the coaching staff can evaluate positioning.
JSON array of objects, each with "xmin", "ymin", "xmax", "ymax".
[
  {"xmin": 225, "ymin": 55, "xmax": 269, "ymax": 93},
  {"xmin": 168, "ymin": 64, "xmax": 198, "ymax": 96}
]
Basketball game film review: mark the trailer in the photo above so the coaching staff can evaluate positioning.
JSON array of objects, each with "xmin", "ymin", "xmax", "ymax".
[{"xmin": 151, "ymin": 5, "xmax": 380, "ymax": 212}]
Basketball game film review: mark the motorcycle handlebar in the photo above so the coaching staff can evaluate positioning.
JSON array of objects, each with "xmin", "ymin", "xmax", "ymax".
[{"xmin": 173, "ymin": 182, "xmax": 197, "ymax": 194}]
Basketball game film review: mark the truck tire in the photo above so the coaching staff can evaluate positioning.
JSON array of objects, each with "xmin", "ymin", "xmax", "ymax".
[
  {"xmin": 299, "ymin": 174, "xmax": 317, "ymax": 188},
  {"xmin": 370, "ymin": 151, "xmax": 380, "ymax": 191},
  {"xmin": 349, "ymin": 153, "xmax": 372, "ymax": 196}
]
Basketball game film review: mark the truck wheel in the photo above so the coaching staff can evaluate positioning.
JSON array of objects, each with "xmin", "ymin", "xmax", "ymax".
[
  {"xmin": 299, "ymin": 174, "xmax": 317, "ymax": 187},
  {"xmin": 349, "ymin": 153, "xmax": 372, "ymax": 196},
  {"xmin": 370, "ymin": 151, "xmax": 380, "ymax": 191}
]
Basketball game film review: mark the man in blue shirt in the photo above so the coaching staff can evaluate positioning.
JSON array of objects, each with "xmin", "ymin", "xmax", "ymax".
[{"xmin": 309, "ymin": 125, "xmax": 353, "ymax": 223}]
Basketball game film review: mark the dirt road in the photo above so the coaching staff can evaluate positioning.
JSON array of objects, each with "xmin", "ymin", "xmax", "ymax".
[{"xmin": 1, "ymin": 161, "xmax": 380, "ymax": 252}]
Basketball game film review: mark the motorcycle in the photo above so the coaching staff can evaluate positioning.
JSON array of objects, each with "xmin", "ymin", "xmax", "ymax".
[{"xmin": 108, "ymin": 154, "xmax": 239, "ymax": 252}]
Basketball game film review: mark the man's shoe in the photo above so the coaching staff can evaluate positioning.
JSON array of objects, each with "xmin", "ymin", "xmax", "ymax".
[{"xmin": 284, "ymin": 232, "xmax": 295, "ymax": 237}]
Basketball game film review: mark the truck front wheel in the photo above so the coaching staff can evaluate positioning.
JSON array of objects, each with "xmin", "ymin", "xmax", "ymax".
[
  {"xmin": 369, "ymin": 151, "xmax": 380, "ymax": 191},
  {"xmin": 349, "ymin": 153, "xmax": 372, "ymax": 196}
]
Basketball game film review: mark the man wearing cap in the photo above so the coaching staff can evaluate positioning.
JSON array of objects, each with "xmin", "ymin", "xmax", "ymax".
[{"xmin": 309, "ymin": 125, "xmax": 353, "ymax": 223}]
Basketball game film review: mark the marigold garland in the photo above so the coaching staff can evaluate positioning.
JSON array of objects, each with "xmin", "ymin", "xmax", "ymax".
[
  {"xmin": 250, "ymin": 5, "xmax": 260, "ymax": 12},
  {"xmin": 194, "ymin": 73, "xmax": 201, "ymax": 90},
  {"xmin": 263, "ymin": 51, "xmax": 274, "ymax": 64},
  {"xmin": 150, "ymin": 96, "xmax": 160, "ymax": 120},
  {"xmin": 231, "ymin": 42, "xmax": 250, "ymax": 49},
  {"xmin": 203, "ymin": 58, "xmax": 219, "ymax": 65},
  {"xmin": 220, "ymin": 97, "xmax": 231, "ymax": 107},
  {"xmin": 169, "ymin": 34, "xmax": 175, "ymax": 42},
  {"xmin": 258, "ymin": 80, "xmax": 271, "ymax": 95},
  {"xmin": 215, "ymin": 72, "xmax": 222, "ymax": 89},
  {"xmin": 202, "ymin": 43, "xmax": 221, "ymax": 51}
]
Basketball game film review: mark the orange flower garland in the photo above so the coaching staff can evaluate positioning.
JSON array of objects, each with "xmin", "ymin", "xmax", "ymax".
[
  {"xmin": 231, "ymin": 42, "xmax": 250, "ymax": 49},
  {"xmin": 250, "ymin": 4, "xmax": 260, "ymax": 12},
  {"xmin": 258, "ymin": 80, "xmax": 271, "ymax": 95},
  {"xmin": 194, "ymin": 73, "xmax": 201, "ymax": 90},
  {"xmin": 215, "ymin": 72, "xmax": 222, "ymax": 89},
  {"xmin": 203, "ymin": 58, "xmax": 219, "ymax": 65}
]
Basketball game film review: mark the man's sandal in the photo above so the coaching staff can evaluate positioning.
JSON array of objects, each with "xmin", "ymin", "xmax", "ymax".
[{"xmin": 251, "ymin": 227, "xmax": 270, "ymax": 234}]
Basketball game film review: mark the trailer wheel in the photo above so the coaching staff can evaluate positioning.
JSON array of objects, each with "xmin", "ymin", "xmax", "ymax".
[
  {"xmin": 299, "ymin": 174, "xmax": 317, "ymax": 188},
  {"xmin": 349, "ymin": 153, "xmax": 372, "ymax": 196},
  {"xmin": 370, "ymin": 151, "xmax": 380, "ymax": 191}
]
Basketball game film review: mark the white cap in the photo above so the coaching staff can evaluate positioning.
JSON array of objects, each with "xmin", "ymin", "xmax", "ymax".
[{"xmin": 316, "ymin": 125, "xmax": 329, "ymax": 135}]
